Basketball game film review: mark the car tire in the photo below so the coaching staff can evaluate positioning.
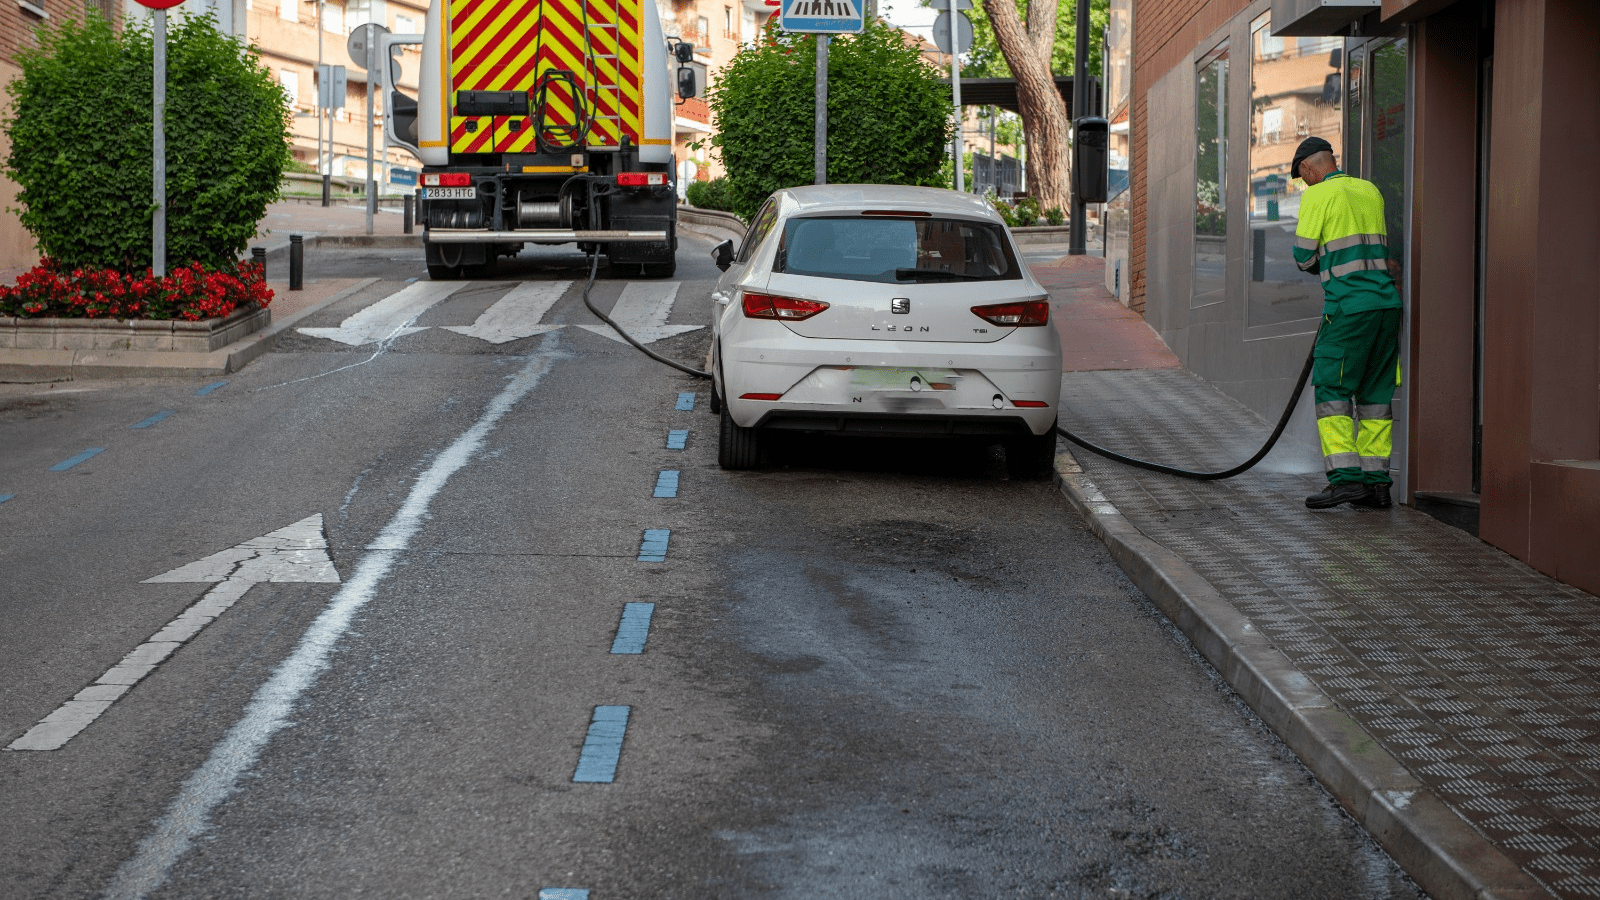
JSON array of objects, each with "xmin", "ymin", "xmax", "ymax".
[
  {"xmin": 708, "ymin": 383, "xmax": 722, "ymax": 414},
  {"xmin": 1005, "ymin": 421, "xmax": 1058, "ymax": 480},
  {"xmin": 718, "ymin": 405, "xmax": 761, "ymax": 470}
]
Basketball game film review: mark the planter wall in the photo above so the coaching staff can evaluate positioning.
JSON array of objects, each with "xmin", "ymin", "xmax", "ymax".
[{"xmin": 0, "ymin": 304, "xmax": 271, "ymax": 353}]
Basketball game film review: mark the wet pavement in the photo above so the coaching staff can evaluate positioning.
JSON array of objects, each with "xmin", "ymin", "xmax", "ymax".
[{"xmin": 1048, "ymin": 259, "xmax": 1600, "ymax": 899}]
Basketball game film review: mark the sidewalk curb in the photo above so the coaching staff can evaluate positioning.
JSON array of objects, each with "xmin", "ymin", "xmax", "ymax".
[
  {"xmin": 1051, "ymin": 448, "xmax": 1549, "ymax": 900},
  {"xmin": 0, "ymin": 278, "xmax": 379, "ymax": 381}
]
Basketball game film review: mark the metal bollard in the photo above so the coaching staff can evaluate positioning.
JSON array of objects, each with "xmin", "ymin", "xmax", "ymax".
[
  {"xmin": 289, "ymin": 234, "xmax": 304, "ymax": 291},
  {"xmin": 251, "ymin": 246, "xmax": 266, "ymax": 281},
  {"xmin": 403, "ymin": 193, "xmax": 414, "ymax": 234}
]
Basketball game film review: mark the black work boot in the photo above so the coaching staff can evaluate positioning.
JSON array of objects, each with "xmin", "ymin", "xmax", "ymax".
[
  {"xmin": 1351, "ymin": 483, "xmax": 1393, "ymax": 509},
  {"xmin": 1305, "ymin": 483, "xmax": 1374, "ymax": 509}
]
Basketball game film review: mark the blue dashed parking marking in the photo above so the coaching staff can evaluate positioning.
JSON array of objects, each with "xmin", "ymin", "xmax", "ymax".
[
  {"xmin": 195, "ymin": 380, "xmax": 228, "ymax": 396},
  {"xmin": 132, "ymin": 410, "xmax": 175, "ymax": 429},
  {"xmin": 675, "ymin": 392, "xmax": 696, "ymax": 411},
  {"xmin": 611, "ymin": 602, "xmax": 656, "ymax": 654},
  {"xmin": 0, "ymin": 494, "xmax": 13, "ymax": 505},
  {"xmin": 666, "ymin": 429, "xmax": 688, "ymax": 450},
  {"xmin": 539, "ymin": 889, "xmax": 590, "ymax": 900},
  {"xmin": 50, "ymin": 448, "xmax": 104, "ymax": 471},
  {"xmin": 653, "ymin": 470, "xmax": 679, "ymax": 498},
  {"xmin": 573, "ymin": 706, "xmax": 630, "ymax": 783},
  {"xmin": 638, "ymin": 529, "xmax": 670, "ymax": 562}
]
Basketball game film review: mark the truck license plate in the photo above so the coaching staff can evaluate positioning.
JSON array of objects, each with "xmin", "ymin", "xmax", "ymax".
[{"xmin": 423, "ymin": 187, "xmax": 477, "ymax": 199}]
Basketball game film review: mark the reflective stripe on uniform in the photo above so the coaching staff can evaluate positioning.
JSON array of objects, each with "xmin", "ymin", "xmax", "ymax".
[
  {"xmin": 1316, "ymin": 400, "xmax": 1353, "ymax": 418},
  {"xmin": 1323, "ymin": 257, "xmax": 1391, "ymax": 281},
  {"xmin": 1326, "ymin": 452, "xmax": 1361, "ymax": 471},
  {"xmin": 1357, "ymin": 403, "xmax": 1392, "ymax": 421}
]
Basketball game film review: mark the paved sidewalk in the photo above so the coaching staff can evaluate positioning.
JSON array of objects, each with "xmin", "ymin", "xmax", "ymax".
[{"xmin": 1037, "ymin": 258, "xmax": 1599, "ymax": 900}]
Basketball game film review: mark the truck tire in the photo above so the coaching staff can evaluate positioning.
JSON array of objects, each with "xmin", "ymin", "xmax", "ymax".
[
  {"xmin": 640, "ymin": 260, "xmax": 676, "ymax": 278},
  {"xmin": 427, "ymin": 262, "xmax": 463, "ymax": 280},
  {"xmin": 718, "ymin": 406, "xmax": 761, "ymax": 470}
]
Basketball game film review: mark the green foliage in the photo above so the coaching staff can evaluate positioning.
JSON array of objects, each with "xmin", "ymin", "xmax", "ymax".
[
  {"xmin": 1013, "ymin": 196, "xmax": 1041, "ymax": 227},
  {"xmin": 1043, "ymin": 206, "xmax": 1064, "ymax": 226},
  {"xmin": 989, "ymin": 196, "xmax": 1017, "ymax": 226},
  {"xmin": 5, "ymin": 13, "xmax": 293, "ymax": 273},
  {"xmin": 708, "ymin": 20, "xmax": 954, "ymax": 218},
  {"xmin": 684, "ymin": 177, "xmax": 738, "ymax": 213},
  {"xmin": 955, "ymin": 0, "xmax": 1110, "ymax": 82}
]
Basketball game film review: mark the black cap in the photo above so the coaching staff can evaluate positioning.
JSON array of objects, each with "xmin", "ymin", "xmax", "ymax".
[{"xmin": 1291, "ymin": 136, "xmax": 1334, "ymax": 180}]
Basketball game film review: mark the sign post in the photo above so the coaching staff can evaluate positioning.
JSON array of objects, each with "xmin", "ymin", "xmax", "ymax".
[
  {"xmin": 931, "ymin": 0, "xmax": 972, "ymax": 192},
  {"xmin": 349, "ymin": 23, "xmax": 390, "ymax": 236},
  {"xmin": 136, "ymin": 0, "xmax": 186, "ymax": 277},
  {"xmin": 780, "ymin": 0, "xmax": 863, "ymax": 186}
]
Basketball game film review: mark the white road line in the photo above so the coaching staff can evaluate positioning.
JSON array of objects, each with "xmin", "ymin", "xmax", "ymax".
[
  {"xmin": 441, "ymin": 280, "xmax": 572, "ymax": 344},
  {"xmin": 6, "ymin": 516, "xmax": 340, "ymax": 752},
  {"xmin": 101, "ymin": 336, "xmax": 567, "ymax": 900},
  {"xmin": 577, "ymin": 281, "xmax": 702, "ymax": 345},
  {"xmin": 297, "ymin": 281, "xmax": 467, "ymax": 346}
]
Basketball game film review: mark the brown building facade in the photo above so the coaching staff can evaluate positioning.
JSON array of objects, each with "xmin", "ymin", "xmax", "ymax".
[{"xmin": 1122, "ymin": 0, "xmax": 1600, "ymax": 595}]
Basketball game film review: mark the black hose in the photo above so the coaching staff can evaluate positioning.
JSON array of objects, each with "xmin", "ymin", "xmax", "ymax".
[
  {"xmin": 1053, "ymin": 334, "xmax": 1317, "ymax": 481},
  {"xmin": 580, "ymin": 252, "xmax": 711, "ymax": 379}
]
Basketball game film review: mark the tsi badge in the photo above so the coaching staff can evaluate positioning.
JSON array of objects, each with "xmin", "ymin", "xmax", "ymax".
[{"xmin": 891, "ymin": 298, "xmax": 911, "ymax": 315}]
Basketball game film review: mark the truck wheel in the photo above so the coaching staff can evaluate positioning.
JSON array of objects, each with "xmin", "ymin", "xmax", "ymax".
[
  {"xmin": 640, "ymin": 260, "xmax": 676, "ymax": 278},
  {"xmin": 718, "ymin": 406, "xmax": 761, "ymax": 470},
  {"xmin": 427, "ymin": 262, "xmax": 463, "ymax": 280}
]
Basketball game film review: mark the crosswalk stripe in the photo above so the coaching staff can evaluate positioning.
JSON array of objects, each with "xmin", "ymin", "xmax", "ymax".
[{"xmin": 578, "ymin": 281, "xmax": 702, "ymax": 345}]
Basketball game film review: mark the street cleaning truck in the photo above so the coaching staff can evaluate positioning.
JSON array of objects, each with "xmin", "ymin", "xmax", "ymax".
[{"xmin": 384, "ymin": 0, "xmax": 694, "ymax": 278}]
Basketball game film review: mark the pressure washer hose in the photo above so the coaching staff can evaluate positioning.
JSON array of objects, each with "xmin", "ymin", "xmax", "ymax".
[{"xmin": 580, "ymin": 249, "xmax": 1317, "ymax": 481}]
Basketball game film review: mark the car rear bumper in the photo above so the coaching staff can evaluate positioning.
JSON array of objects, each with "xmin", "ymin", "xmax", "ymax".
[{"xmin": 752, "ymin": 409, "xmax": 1040, "ymax": 437}]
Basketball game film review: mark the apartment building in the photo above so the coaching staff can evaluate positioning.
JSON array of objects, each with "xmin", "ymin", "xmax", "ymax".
[{"xmin": 663, "ymin": 0, "xmax": 772, "ymax": 188}]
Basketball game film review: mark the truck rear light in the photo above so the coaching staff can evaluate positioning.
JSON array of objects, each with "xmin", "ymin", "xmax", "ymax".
[
  {"xmin": 742, "ymin": 291, "xmax": 829, "ymax": 321},
  {"xmin": 971, "ymin": 299, "xmax": 1050, "ymax": 326},
  {"xmin": 421, "ymin": 172, "xmax": 473, "ymax": 187},
  {"xmin": 616, "ymin": 172, "xmax": 667, "ymax": 186},
  {"xmin": 739, "ymin": 393, "xmax": 783, "ymax": 401}
]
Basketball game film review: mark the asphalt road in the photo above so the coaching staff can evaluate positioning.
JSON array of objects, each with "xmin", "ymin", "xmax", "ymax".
[{"xmin": 1, "ymin": 231, "xmax": 1425, "ymax": 899}]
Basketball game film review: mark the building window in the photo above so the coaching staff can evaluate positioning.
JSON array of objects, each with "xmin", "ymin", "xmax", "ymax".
[
  {"xmin": 347, "ymin": 0, "xmax": 384, "ymax": 30},
  {"xmin": 723, "ymin": 5, "xmax": 733, "ymax": 38},
  {"xmin": 695, "ymin": 15, "xmax": 709, "ymax": 47},
  {"xmin": 280, "ymin": 70, "xmax": 300, "ymax": 108},
  {"xmin": 325, "ymin": 0, "xmax": 345, "ymax": 33},
  {"xmin": 279, "ymin": 0, "xmax": 297, "ymax": 22},
  {"xmin": 1193, "ymin": 43, "xmax": 1228, "ymax": 309},
  {"xmin": 84, "ymin": 0, "xmax": 114, "ymax": 20}
]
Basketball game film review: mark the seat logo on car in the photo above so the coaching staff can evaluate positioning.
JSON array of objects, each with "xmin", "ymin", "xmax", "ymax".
[{"xmin": 891, "ymin": 298, "xmax": 910, "ymax": 314}]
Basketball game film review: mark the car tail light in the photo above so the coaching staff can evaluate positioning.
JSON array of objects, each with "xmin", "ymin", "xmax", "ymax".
[
  {"xmin": 742, "ymin": 291, "xmax": 829, "ymax": 321},
  {"xmin": 421, "ymin": 172, "xmax": 472, "ymax": 187},
  {"xmin": 617, "ymin": 172, "xmax": 667, "ymax": 186},
  {"xmin": 1014, "ymin": 400, "xmax": 1050, "ymax": 408},
  {"xmin": 971, "ymin": 300, "xmax": 1049, "ymax": 326},
  {"xmin": 740, "ymin": 392, "xmax": 783, "ymax": 401}
]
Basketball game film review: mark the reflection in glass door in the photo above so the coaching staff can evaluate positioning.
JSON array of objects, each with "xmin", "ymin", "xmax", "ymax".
[
  {"xmin": 1193, "ymin": 46, "xmax": 1229, "ymax": 308},
  {"xmin": 1246, "ymin": 15, "xmax": 1344, "ymax": 328}
]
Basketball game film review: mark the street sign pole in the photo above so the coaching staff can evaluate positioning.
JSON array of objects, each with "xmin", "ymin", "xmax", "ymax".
[
  {"xmin": 152, "ymin": 7, "xmax": 166, "ymax": 276},
  {"xmin": 1068, "ymin": 0, "xmax": 1089, "ymax": 254},
  {"xmin": 815, "ymin": 35, "xmax": 827, "ymax": 185}
]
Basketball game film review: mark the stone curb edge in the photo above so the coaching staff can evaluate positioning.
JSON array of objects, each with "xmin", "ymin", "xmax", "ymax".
[
  {"xmin": 1050, "ymin": 448, "xmax": 1549, "ymax": 900},
  {"xmin": 0, "ymin": 279, "xmax": 379, "ymax": 381}
]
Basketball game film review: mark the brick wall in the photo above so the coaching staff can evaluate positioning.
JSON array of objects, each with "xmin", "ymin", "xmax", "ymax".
[{"xmin": 1129, "ymin": 0, "xmax": 1243, "ymax": 314}]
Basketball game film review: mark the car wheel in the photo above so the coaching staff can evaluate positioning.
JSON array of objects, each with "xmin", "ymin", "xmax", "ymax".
[
  {"xmin": 1005, "ymin": 421, "xmax": 1058, "ymax": 480},
  {"xmin": 718, "ymin": 405, "xmax": 761, "ymax": 470},
  {"xmin": 708, "ymin": 383, "xmax": 722, "ymax": 414}
]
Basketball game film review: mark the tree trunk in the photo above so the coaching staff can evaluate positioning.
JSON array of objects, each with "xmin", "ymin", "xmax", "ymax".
[{"xmin": 980, "ymin": 0, "xmax": 1071, "ymax": 211}]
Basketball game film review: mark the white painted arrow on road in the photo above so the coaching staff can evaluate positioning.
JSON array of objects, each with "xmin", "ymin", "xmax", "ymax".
[
  {"xmin": 6, "ymin": 515, "xmax": 340, "ymax": 751},
  {"xmin": 441, "ymin": 280, "xmax": 572, "ymax": 344},
  {"xmin": 577, "ymin": 281, "xmax": 703, "ymax": 345},
  {"xmin": 298, "ymin": 281, "xmax": 465, "ymax": 346}
]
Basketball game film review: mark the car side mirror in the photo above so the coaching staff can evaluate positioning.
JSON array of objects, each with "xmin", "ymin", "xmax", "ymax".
[{"xmin": 711, "ymin": 239, "xmax": 734, "ymax": 271}]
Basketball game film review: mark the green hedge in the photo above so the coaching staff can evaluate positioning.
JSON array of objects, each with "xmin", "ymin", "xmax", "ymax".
[
  {"xmin": 4, "ymin": 13, "xmax": 293, "ymax": 273},
  {"xmin": 684, "ymin": 177, "xmax": 737, "ymax": 213}
]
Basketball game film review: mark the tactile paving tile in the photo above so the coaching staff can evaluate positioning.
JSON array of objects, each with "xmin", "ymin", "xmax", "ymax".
[{"xmin": 1060, "ymin": 369, "xmax": 1600, "ymax": 900}]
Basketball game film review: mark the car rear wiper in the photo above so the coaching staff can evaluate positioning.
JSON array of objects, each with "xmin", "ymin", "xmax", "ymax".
[{"xmin": 893, "ymin": 267, "xmax": 989, "ymax": 281}]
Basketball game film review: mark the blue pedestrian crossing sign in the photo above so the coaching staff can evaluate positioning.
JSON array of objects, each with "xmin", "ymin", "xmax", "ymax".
[{"xmin": 781, "ymin": 0, "xmax": 864, "ymax": 33}]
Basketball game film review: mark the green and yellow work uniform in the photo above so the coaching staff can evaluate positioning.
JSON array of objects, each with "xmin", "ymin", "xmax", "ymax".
[{"xmin": 1292, "ymin": 171, "xmax": 1402, "ymax": 487}]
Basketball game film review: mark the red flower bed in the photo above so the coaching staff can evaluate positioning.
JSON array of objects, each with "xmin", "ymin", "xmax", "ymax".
[{"xmin": 0, "ymin": 259, "xmax": 273, "ymax": 322}]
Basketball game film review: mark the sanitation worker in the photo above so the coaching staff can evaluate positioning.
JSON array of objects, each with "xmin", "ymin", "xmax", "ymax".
[{"xmin": 1291, "ymin": 136, "xmax": 1401, "ymax": 510}]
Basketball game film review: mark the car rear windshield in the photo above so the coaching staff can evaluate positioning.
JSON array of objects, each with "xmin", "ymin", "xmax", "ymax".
[{"xmin": 774, "ymin": 216, "xmax": 1022, "ymax": 284}]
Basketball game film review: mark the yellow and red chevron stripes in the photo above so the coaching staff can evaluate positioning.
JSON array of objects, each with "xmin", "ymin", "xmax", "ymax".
[{"xmin": 447, "ymin": 0, "xmax": 642, "ymax": 154}]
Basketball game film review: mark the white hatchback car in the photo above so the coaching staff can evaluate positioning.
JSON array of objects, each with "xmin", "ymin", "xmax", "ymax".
[{"xmin": 708, "ymin": 184, "xmax": 1062, "ymax": 477}]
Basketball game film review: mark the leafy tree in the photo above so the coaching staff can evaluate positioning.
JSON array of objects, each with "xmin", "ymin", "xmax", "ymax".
[
  {"xmin": 937, "ymin": 0, "xmax": 1107, "ymax": 210},
  {"xmin": 5, "ymin": 13, "xmax": 293, "ymax": 273},
  {"xmin": 707, "ymin": 19, "xmax": 954, "ymax": 218}
]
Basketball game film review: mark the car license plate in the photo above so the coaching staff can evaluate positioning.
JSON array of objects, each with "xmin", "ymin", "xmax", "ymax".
[
  {"xmin": 423, "ymin": 187, "xmax": 477, "ymax": 200},
  {"xmin": 850, "ymin": 367, "xmax": 959, "ymax": 391}
]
